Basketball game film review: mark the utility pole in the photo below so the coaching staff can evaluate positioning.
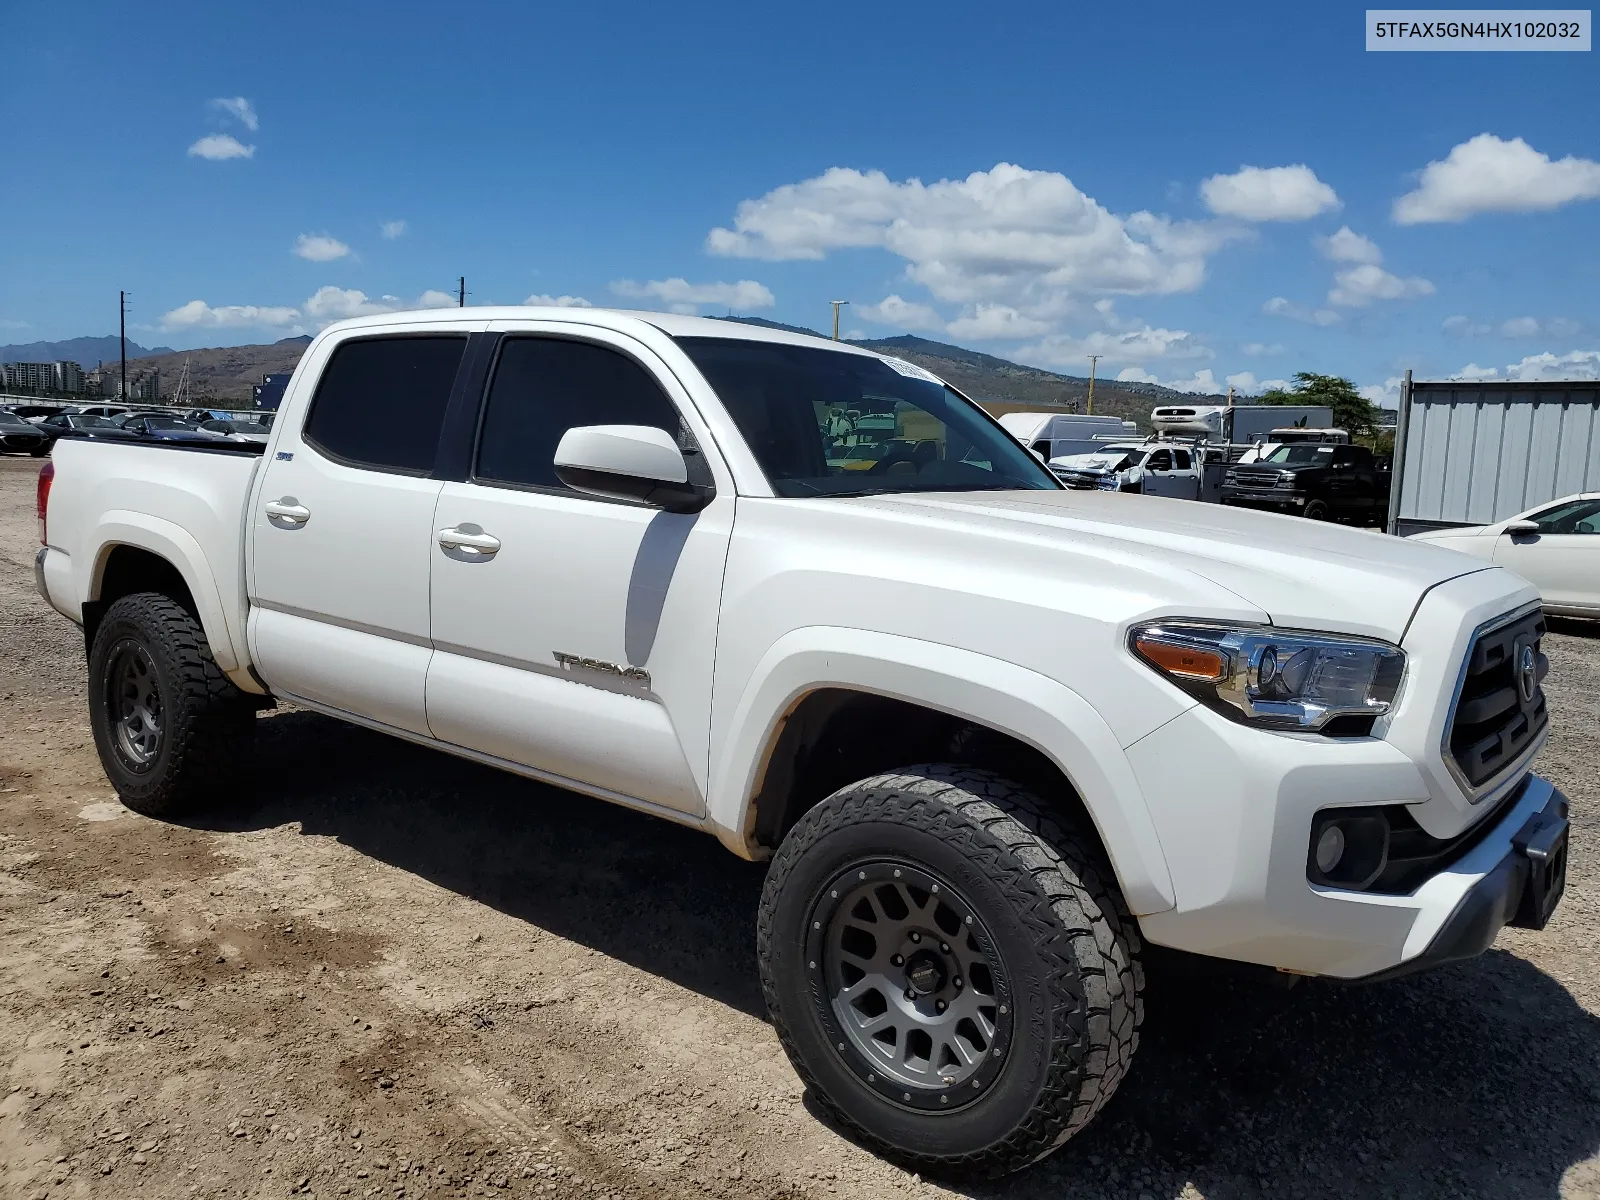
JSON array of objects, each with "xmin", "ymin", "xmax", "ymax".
[
  {"xmin": 458, "ymin": 277, "xmax": 466, "ymax": 308},
  {"xmin": 829, "ymin": 300, "xmax": 849, "ymax": 341},
  {"xmin": 119, "ymin": 290, "xmax": 129, "ymax": 402},
  {"xmin": 1086, "ymin": 354, "xmax": 1100, "ymax": 415}
]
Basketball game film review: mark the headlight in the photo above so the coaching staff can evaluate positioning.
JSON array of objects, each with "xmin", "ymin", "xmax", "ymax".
[
  {"xmin": 1129, "ymin": 621, "xmax": 1405, "ymax": 731},
  {"xmin": 1275, "ymin": 472, "xmax": 1296, "ymax": 489}
]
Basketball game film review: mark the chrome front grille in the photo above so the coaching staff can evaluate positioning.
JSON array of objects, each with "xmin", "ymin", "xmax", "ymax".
[
  {"xmin": 1229, "ymin": 472, "xmax": 1280, "ymax": 489},
  {"xmin": 1448, "ymin": 608, "xmax": 1548, "ymax": 789}
]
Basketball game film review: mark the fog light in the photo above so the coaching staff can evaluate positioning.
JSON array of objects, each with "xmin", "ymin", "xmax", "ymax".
[
  {"xmin": 1314, "ymin": 824, "xmax": 1346, "ymax": 874},
  {"xmin": 1307, "ymin": 810, "xmax": 1390, "ymax": 890}
]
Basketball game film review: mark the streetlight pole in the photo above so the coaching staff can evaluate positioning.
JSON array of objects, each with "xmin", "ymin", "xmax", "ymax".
[
  {"xmin": 1086, "ymin": 354, "xmax": 1100, "ymax": 415},
  {"xmin": 119, "ymin": 290, "xmax": 130, "ymax": 402},
  {"xmin": 830, "ymin": 300, "xmax": 849, "ymax": 341}
]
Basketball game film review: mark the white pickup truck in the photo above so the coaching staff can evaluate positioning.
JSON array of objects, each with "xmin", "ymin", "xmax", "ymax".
[{"xmin": 35, "ymin": 308, "xmax": 1568, "ymax": 1178}]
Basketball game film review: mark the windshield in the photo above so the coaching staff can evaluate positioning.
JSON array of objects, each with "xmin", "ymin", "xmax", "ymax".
[
  {"xmin": 1263, "ymin": 444, "xmax": 1336, "ymax": 465},
  {"xmin": 140, "ymin": 418, "xmax": 189, "ymax": 430},
  {"xmin": 676, "ymin": 338, "xmax": 1059, "ymax": 497},
  {"xmin": 74, "ymin": 416, "xmax": 119, "ymax": 429}
]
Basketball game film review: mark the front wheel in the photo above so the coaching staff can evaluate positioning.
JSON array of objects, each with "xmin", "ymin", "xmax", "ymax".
[
  {"xmin": 88, "ymin": 592, "xmax": 254, "ymax": 817},
  {"xmin": 1302, "ymin": 498, "xmax": 1330, "ymax": 520},
  {"xmin": 758, "ymin": 766, "xmax": 1143, "ymax": 1178}
]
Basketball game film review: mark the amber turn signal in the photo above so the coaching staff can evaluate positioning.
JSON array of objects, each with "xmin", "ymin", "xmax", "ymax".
[{"xmin": 1133, "ymin": 636, "xmax": 1227, "ymax": 681}]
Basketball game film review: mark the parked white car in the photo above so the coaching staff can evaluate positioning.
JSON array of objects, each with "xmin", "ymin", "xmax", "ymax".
[
  {"xmin": 1408, "ymin": 493, "xmax": 1600, "ymax": 618},
  {"xmin": 34, "ymin": 306, "xmax": 1567, "ymax": 1177},
  {"xmin": 1049, "ymin": 441, "xmax": 1201, "ymax": 498}
]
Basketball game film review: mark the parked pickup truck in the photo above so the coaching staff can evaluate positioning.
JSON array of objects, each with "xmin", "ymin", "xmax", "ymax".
[
  {"xmin": 1220, "ymin": 442, "xmax": 1389, "ymax": 524},
  {"xmin": 35, "ymin": 308, "xmax": 1567, "ymax": 1178}
]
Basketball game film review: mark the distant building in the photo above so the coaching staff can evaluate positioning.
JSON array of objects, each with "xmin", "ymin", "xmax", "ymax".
[
  {"xmin": 2, "ymin": 362, "xmax": 55, "ymax": 391},
  {"xmin": 52, "ymin": 361, "xmax": 84, "ymax": 393},
  {"xmin": 115, "ymin": 369, "xmax": 161, "ymax": 402},
  {"xmin": 253, "ymin": 372, "xmax": 293, "ymax": 411}
]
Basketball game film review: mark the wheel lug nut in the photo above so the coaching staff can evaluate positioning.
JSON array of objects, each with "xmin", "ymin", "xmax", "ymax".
[
  {"xmin": 891, "ymin": 954, "xmax": 904, "ymax": 967},
  {"xmin": 935, "ymin": 1000, "xmax": 947, "ymax": 1013},
  {"xmin": 905, "ymin": 988, "xmax": 916, "ymax": 1001},
  {"xmin": 939, "ymin": 942, "xmax": 950, "ymax": 953},
  {"xmin": 909, "ymin": 932, "xmax": 921, "ymax": 943},
  {"xmin": 953, "ymin": 976, "xmax": 962, "ymax": 989}
]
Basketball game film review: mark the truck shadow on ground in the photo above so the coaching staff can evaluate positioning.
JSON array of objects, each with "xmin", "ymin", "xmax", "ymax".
[{"xmin": 210, "ymin": 709, "xmax": 1600, "ymax": 1200}]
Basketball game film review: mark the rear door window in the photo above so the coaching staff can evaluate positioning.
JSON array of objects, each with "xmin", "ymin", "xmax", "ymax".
[{"xmin": 302, "ymin": 336, "xmax": 467, "ymax": 474}]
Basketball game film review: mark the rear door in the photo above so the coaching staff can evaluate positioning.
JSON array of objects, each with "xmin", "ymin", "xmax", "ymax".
[
  {"xmin": 425, "ymin": 324, "xmax": 733, "ymax": 815},
  {"xmin": 1492, "ymin": 497, "xmax": 1600, "ymax": 614},
  {"xmin": 1139, "ymin": 448, "xmax": 1197, "ymax": 498},
  {"xmin": 247, "ymin": 329, "xmax": 477, "ymax": 735}
]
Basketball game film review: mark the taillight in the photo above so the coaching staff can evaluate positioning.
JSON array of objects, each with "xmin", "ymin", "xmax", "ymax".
[{"xmin": 37, "ymin": 460, "xmax": 54, "ymax": 545}]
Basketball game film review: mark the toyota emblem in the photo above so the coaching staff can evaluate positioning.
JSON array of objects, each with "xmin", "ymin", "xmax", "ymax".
[{"xmin": 1517, "ymin": 641, "xmax": 1538, "ymax": 704}]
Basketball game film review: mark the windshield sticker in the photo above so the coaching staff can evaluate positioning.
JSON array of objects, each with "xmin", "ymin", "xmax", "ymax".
[{"xmin": 879, "ymin": 355, "xmax": 945, "ymax": 385}]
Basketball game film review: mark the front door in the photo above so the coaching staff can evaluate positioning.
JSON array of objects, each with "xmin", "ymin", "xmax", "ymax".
[
  {"xmin": 1493, "ymin": 497, "xmax": 1600, "ymax": 614},
  {"xmin": 425, "ymin": 327, "xmax": 732, "ymax": 815},
  {"xmin": 248, "ymin": 331, "xmax": 472, "ymax": 735}
]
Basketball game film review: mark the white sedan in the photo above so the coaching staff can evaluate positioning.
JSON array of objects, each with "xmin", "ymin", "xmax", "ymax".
[{"xmin": 1408, "ymin": 492, "xmax": 1600, "ymax": 617}]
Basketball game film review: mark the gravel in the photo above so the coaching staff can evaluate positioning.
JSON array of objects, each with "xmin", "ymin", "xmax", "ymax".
[{"xmin": 1, "ymin": 452, "xmax": 1597, "ymax": 1199}]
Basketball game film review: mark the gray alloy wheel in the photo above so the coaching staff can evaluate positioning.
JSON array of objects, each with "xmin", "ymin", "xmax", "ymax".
[
  {"xmin": 106, "ymin": 640, "xmax": 164, "ymax": 770},
  {"xmin": 810, "ymin": 860, "xmax": 1012, "ymax": 1109}
]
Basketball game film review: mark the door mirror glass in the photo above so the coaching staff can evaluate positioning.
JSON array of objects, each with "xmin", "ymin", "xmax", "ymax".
[{"xmin": 553, "ymin": 425, "xmax": 713, "ymax": 514}]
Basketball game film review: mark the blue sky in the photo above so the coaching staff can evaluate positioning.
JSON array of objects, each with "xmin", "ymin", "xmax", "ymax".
[{"xmin": 2, "ymin": 0, "xmax": 1596, "ymax": 401}]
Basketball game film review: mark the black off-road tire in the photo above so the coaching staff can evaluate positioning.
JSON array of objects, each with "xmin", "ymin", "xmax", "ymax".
[
  {"xmin": 87, "ymin": 592, "xmax": 254, "ymax": 817},
  {"xmin": 1303, "ymin": 498, "xmax": 1330, "ymax": 520},
  {"xmin": 757, "ymin": 765, "xmax": 1143, "ymax": 1178}
]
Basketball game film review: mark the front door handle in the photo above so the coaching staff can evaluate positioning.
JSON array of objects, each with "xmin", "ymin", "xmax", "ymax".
[
  {"xmin": 438, "ymin": 526, "xmax": 501, "ymax": 557},
  {"xmin": 265, "ymin": 499, "xmax": 310, "ymax": 524}
]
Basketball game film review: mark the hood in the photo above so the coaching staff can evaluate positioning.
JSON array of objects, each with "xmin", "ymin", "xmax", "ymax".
[
  {"xmin": 851, "ymin": 490, "xmax": 1496, "ymax": 642},
  {"xmin": 1408, "ymin": 525, "xmax": 1489, "ymax": 541},
  {"xmin": 1049, "ymin": 451, "xmax": 1128, "ymax": 472}
]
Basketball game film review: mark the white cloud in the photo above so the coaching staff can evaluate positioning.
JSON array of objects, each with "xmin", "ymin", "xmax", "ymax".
[
  {"xmin": 945, "ymin": 304, "xmax": 1054, "ymax": 340},
  {"xmin": 1263, "ymin": 296, "xmax": 1341, "ymax": 326},
  {"xmin": 1449, "ymin": 350, "xmax": 1600, "ymax": 382},
  {"xmin": 1241, "ymin": 341, "xmax": 1286, "ymax": 356},
  {"xmin": 1393, "ymin": 134, "xmax": 1600, "ymax": 224},
  {"xmin": 293, "ymin": 234, "xmax": 352, "ymax": 262},
  {"xmin": 1327, "ymin": 263, "xmax": 1435, "ymax": 307},
  {"xmin": 1200, "ymin": 164, "xmax": 1340, "ymax": 222},
  {"xmin": 1115, "ymin": 366, "xmax": 1226, "ymax": 395},
  {"xmin": 1315, "ymin": 226, "xmax": 1383, "ymax": 265},
  {"xmin": 1015, "ymin": 325, "xmax": 1213, "ymax": 370},
  {"xmin": 210, "ymin": 96, "xmax": 258, "ymax": 132},
  {"xmin": 187, "ymin": 134, "xmax": 254, "ymax": 161},
  {"xmin": 417, "ymin": 290, "xmax": 458, "ymax": 308},
  {"xmin": 857, "ymin": 294, "xmax": 945, "ymax": 332},
  {"xmin": 707, "ymin": 163, "xmax": 1247, "ymax": 318},
  {"xmin": 1445, "ymin": 314, "xmax": 1581, "ymax": 340},
  {"xmin": 610, "ymin": 277, "xmax": 774, "ymax": 314},
  {"xmin": 380, "ymin": 220, "xmax": 407, "ymax": 240},
  {"xmin": 302, "ymin": 286, "xmax": 403, "ymax": 322},
  {"xmin": 523, "ymin": 293, "xmax": 594, "ymax": 308},
  {"xmin": 1222, "ymin": 371, "xmax": 1292, "ymax": 394},
  {"xmin": 160, "ymin": 300, "xmax": 300, "ymax": 331},
  {"xmin": 1359, "ymin": 377, "xmax": 1408, "ymax": 405}
]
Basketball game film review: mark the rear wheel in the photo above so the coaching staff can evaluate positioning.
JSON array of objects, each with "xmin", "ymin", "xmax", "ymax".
[
  {"xmin": 758, "ymin": 766, "xmax": 1142, "ymax": 1178},
  {"xmin": 88, "ymin": 592, "xmax": 253, "ymax": 817}
]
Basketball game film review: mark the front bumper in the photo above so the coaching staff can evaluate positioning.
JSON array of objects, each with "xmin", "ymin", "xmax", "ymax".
[
  {"xmin": 1219, "ymin": 486, "xmax": 1305, "ymax": 510},
  {"xmin": 1356, "ymin": 785, "xmax": 1568, "ymax": 981}
]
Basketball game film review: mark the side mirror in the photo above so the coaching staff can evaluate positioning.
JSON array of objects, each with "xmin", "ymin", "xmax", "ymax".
[
  {"xmin": 1505, "ymin": 519, "xmax": 1540, "ymax": 537},
  {"xmin": 553, "ymin": 425, "xmax": 714, "ymax": 514}
]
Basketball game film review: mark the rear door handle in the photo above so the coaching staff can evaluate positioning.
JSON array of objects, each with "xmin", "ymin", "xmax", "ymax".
[
  {"xmin": 438, "ymin": 526, "xmax": 501, "ymax": 556},
  {"xmin": 265, "ymin": 499, "xmax": 310, "ymax": 524}
]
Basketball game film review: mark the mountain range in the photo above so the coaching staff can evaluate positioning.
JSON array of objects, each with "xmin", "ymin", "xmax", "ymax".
[
  {"xmin": 0, "ymin": 335, "xmax": 175, "ymax": 366},
  {"xmin": 3, "ymin": 320, "xmax": 1220, "ymax": 422}
]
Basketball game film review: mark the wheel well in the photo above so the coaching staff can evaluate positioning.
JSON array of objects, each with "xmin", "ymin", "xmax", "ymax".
[
  {"xmin": 749, "ymin": 688, "xmax": 1100, "ymax": 856},
  {"xmin": 83, "ymin": 545, "xmax": 198, "ymax": 650}
]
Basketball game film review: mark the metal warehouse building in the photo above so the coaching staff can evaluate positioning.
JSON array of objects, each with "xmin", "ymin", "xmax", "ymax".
[{"xmin": 1389, "ymin": 376, "xmax": 1600, "ymax": 536}]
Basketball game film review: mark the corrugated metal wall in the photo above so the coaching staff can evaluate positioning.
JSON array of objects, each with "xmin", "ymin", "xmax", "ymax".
[{"xmin": 1396, "ymin": 381, "xmax": 1600, "ymax": 531}]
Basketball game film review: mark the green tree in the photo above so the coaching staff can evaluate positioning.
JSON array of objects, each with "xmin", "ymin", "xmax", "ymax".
[{"xmin": 1257, "ymin": 372, "xmax": 1380, "ymax": 436}]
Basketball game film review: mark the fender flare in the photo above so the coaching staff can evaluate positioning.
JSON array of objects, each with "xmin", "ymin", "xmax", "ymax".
[
  {"xmin": 85, "ymin": 511, "xmax": 245, "ymax": 674},
  {"xmin": 709, "ymin": 626, "xmax": 1177, "ymax": 916}
]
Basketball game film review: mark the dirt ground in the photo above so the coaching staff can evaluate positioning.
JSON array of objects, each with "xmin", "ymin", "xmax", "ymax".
[{"xmin": 1, "ymin": 452, "xmax": 1597, "ymax": 1200}]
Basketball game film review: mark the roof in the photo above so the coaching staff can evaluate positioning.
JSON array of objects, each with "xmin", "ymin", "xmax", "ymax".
[{"xmin": 317, "ymin": 306, "xmax": 884, "ymax": 358}]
